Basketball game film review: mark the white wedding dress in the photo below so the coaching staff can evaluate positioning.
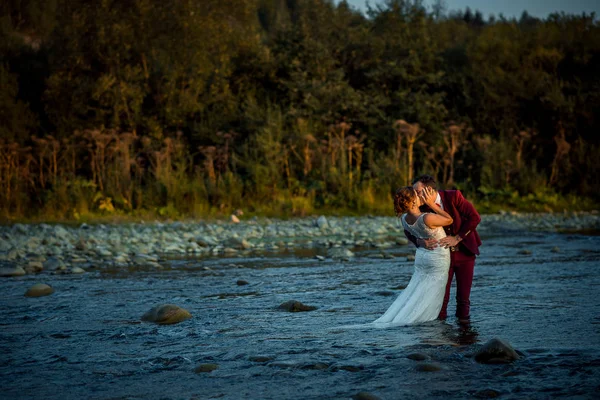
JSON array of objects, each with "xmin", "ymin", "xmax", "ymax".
[{"xmin": 373, "ymin": 213, "xmax": 450, "ymax": 327}]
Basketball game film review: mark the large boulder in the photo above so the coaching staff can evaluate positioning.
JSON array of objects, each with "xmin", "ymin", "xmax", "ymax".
[
  {"xmin": 141, "ymin": 304, "xmax": 192, "ymax": 325},
  {"xmin": 474, "ymin": 338, "xmax": 520, "ymax": 364}
]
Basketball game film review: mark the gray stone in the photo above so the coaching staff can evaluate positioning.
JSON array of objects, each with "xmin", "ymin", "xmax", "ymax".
[
  {"xmin": 70, "ymin": 267, "xmax": 86, "ymax": 274},
  {"xmin": 44, "ymin": 257, "xmax": 66, "ymax": 271},
  {"xmin": 316, "ymin": 216, "xmax": 329, "ymax": 229}
]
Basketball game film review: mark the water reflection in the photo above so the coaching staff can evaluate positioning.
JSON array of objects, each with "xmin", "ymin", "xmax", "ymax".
[{"xmin": 416, "ymin": 320, "xmax": 479, "ymax": 347}]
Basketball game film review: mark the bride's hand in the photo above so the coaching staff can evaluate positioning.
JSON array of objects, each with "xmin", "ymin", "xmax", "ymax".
[{"xmin": 422, "ymin": 186, "xmax": 437, "ymax": 206}]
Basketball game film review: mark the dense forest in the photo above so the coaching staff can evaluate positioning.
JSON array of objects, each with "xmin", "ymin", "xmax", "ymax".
[{"xmin": 1, "ymin": 0, "xmax": 599, "ymax": 221}]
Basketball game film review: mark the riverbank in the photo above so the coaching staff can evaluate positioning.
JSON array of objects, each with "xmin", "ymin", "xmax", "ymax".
[{"xmin": 1, "ymin": 211, "xmax": 598, "ymax": 277}]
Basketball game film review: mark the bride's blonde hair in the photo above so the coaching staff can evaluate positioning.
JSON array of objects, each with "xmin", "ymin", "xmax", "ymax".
[{"xmin": 393, "ymin": 186, "xmax": 417, "ymax": 217}]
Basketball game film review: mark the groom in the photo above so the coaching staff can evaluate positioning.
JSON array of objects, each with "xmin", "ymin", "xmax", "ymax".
[{"xmin": 404, "ymin": 175, "xmax": 482, "ymax": 322}]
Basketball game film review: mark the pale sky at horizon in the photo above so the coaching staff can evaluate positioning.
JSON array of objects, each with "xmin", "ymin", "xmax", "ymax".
[{"xmin": 340, "ymin": 0, "xmax": 600, "ymax": 19}]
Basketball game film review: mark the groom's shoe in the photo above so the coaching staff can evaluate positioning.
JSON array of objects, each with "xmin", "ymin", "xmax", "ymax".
[{"xmin": 457, "ymin": 316, "xmax": 471, "ymax": 325}]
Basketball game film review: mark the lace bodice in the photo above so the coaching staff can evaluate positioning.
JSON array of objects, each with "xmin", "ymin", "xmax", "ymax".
[{"xmin": 402, "ymin": 213, "xmax": 447, "ymax": 241}]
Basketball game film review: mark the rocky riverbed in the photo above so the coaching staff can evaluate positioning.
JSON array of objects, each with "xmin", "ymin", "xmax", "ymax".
[
  {"xmin": 1, "ymin": 212, "xmax": 598, "ymax": 277},
  {"xmin": 1, "ymin": 213, "xmax": 600, "ymax": 399}
]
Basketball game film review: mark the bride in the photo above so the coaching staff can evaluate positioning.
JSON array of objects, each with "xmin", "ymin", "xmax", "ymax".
[{"xmin": 373, "ymin": 185, "xmax": 454, "ymax": 326}]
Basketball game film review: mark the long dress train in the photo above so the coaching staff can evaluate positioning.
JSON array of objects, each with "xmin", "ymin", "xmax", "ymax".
[{"xmin": 372, "ymin": 213, "xmax": 450, "ymax": 327}]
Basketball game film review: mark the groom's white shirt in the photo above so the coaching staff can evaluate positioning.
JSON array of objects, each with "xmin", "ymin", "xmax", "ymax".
[{"xmin": 436, "ymin": 193, "xmax": 443, "ymax": 210}]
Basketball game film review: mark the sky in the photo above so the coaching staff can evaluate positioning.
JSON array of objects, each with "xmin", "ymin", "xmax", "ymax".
[{"xmin": 340, "ymin": 0, "xmax": 600, "ymax": 19}]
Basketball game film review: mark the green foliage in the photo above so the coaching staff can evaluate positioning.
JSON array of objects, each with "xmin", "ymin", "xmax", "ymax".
[{"xmin": 0, "ymin": 1, "xmax": 599, "ymax": 221}]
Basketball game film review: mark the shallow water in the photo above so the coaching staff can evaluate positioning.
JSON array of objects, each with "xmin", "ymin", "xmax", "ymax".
[{"xmin": 1, "ymin": 230, "xmax": 600, "ymax": 399}]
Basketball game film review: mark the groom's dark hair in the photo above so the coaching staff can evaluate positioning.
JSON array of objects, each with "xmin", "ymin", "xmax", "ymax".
[{"xmin": 412, "ymin": 174, "xmax": 437, "ymax": 190}]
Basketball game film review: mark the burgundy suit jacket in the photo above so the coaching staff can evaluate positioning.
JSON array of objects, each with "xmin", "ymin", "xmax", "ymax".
[{"xmin": 404, "ymin": 190, "xmax": 482, "ymax": 256}]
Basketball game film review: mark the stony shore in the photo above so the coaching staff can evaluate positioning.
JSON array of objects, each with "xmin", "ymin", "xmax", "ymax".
[{"xmin": 0, "ymin": 211, "xmax": 598, "ymax": 277}]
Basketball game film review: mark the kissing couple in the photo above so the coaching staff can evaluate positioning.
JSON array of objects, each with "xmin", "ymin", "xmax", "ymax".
[{"xmin": 373, "ymin": 175, "xmax": 482, "ymax": 327}]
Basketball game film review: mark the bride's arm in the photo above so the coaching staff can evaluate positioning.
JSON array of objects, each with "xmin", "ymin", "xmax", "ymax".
[
  {"xmin": 420, "ymin": 186, "xmax": 453, "ymax": 228},
  {"xmin": 423, "ymin": 203, "xmax": 453, "ymax": 228}
]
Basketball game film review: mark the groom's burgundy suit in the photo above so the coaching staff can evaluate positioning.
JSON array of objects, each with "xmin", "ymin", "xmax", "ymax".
[{"xmin": 404, "ymin": 190, "xmax": 482, "ymax": 320}]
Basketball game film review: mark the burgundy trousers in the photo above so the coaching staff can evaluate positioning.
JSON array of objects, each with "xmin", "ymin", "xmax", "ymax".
[{"xmin": 438, "ymin": 250, "xmax": 476, "ymax": 320}]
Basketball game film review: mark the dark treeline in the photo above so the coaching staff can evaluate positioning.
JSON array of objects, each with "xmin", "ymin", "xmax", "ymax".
[{"xmin": 1, "ymin": 0, "xmax": 599, "ymax": 220}]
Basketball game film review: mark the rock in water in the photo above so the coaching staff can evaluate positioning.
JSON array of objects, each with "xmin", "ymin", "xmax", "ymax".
[
  {"xmin": 141, "ymin": 304, "xmax": 192, "ymax": 325},
  {"xmin": 277, "ymin": 300, "xmax": 317, "ymax": 312},
  {"xmin": 474, "ymin": 338, "xmax": 520, "ymax": 364},
  {"xmin": 327, "ymin": 247, "xmax": 355, "ymax": 260},
  {"xmin": 406, "ymin": 353, "xmax": 429, "ymax": 361},
  {"xmin": 415, "ymin": 362, "xmax": 443, "ymax": 372},
  {"xmin": 0, "ymin": 266, "xmax": 26, "ymax": 277},
  {"xmin": 194, "ymin": 363, "xmax": 218, "ymax": 373},
  {"xmin": 352, "ymin": 392, "xmax": 381, "ymax": 400},
  {"xmin": 230, "ymin": 215, "xmax": 240, "ymax": 223},
  {"xmin": 25, "ymin": 283, "xmax": 54, "ymax": 297}
]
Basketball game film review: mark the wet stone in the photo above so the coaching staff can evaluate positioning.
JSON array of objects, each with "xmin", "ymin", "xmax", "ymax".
[
  {"xmin": 0, "ymin": 266, "xmax": 26, "ymax": 277},
  {"xmin": 518, "ymin": 249, "xmax": 532, "ymax": 255},
  {"xmin": 374, "ymin": 291, "xmax": 395, "ymax": 297},
  {"xmin": 236, "ymin": 280, "xmax": 249, "ymax": 286},
  {"xmin": 141, "ymin": 304, "xmax": 192, "ymax": 325},
  {"xmin": 24, "ymin": 261, "xmax": 43, "ymax": 274},
  {"xmin": 25, "ymin": 283, "xmax": 54, "ymax": 297},
  {"xmin": 332, "ymin": 365, "xmax": 364, "ymax": 372},
  {"xmin": 474, "ymin": 389, "xmax": 502, "ymax": 398},
  {"xmin": 475, "ymin": 338, "xmax": 520, "ymax": 364},
  {"xmin": 277, "ymin": 300, "xmax": 317, "ymax": 312},
  {"xmin": 406, "ymin": 353, "xmax": 429, "ymax": 361},
  {"xmin": 352, "ymin": 392, "xmax": 382, "ymax": 400},
  {"xmin": 406, "ymin": 254, "xmax": 415, "ymax": 261},
  {"xmin": 248, "ymin": 356, "xmax": 274, "ymax": 363},
  {"xmin": 415, "ymin": 362, "xmax": 443, "ymax": 372},
  {"xmin": 194, "ymin": 363, "xmax": 218, "ymax": 373}
]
